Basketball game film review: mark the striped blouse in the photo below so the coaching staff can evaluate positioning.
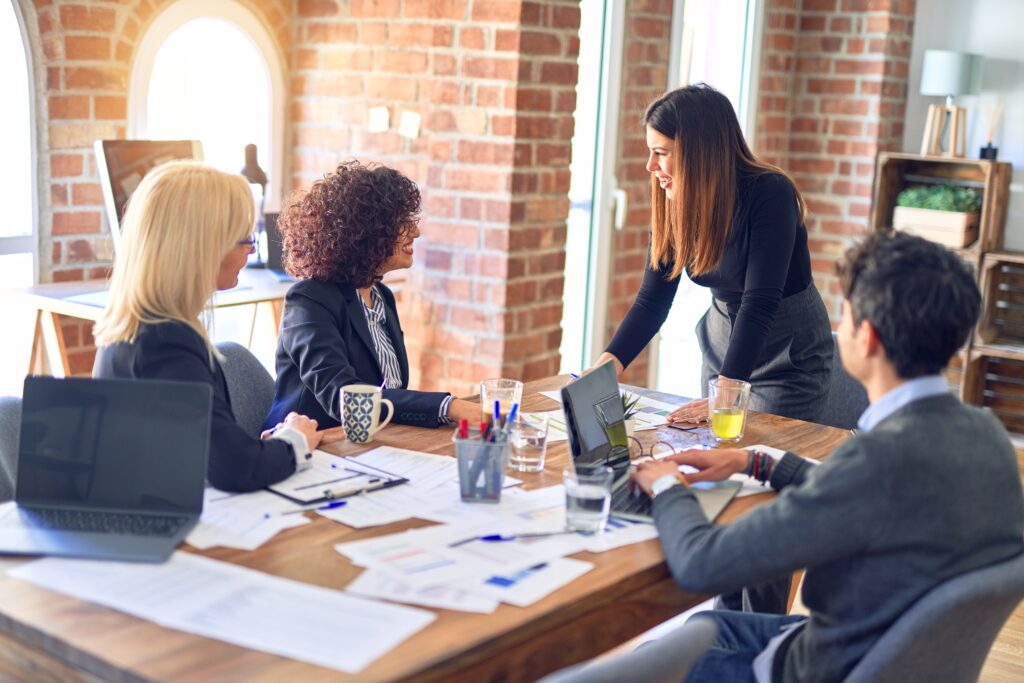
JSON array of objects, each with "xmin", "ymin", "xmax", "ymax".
[{"xmin": 359, "ymin": 285, "xmax": 452, "ymax": 425}]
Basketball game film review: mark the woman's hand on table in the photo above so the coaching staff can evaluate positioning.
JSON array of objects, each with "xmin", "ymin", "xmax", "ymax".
[
  {"xmin": 262, "ymin": 412, "xmax": 323, "ymax": 451},
  {"xmin": 667, "ymin": 398, "xmax": 709, "ymax": 424}
]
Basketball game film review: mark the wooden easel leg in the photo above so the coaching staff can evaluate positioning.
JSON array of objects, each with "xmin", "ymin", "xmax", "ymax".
[{"xmin": 39, "ymin": 312, "xmax": 71, "ymax": 377}]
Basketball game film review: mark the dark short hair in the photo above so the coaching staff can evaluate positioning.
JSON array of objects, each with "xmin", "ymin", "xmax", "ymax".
[
  {"xmin": 836, "ymin": 232, "xmax": 980, "ymax": 378},
  {"xmin": 279, "ymin": 160, "xmax": 420, "ymax": 287}
]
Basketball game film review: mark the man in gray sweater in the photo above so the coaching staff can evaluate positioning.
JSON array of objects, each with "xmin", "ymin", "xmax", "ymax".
[{"xmin": 633, "ymin": 232, "xmax": 1024, "ymax": 683}]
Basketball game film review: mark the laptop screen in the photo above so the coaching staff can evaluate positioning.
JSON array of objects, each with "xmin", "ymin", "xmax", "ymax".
[
  {"xmin": 16, "ymin": 377, "xmax": 211, "ymax": 514},
  {"xmin": 561, "ymin": 362, "xmax": 627, "ymax": 469}
]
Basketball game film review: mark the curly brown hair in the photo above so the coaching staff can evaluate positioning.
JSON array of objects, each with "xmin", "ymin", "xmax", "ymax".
[{"xmin": 279, "ymin": 160, "xmax": 421, "ymax": 287}]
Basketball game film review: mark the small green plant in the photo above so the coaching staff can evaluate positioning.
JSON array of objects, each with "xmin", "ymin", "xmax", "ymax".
[
  {"xmin": 621, "ymin": 391, "xmax": 641, "ymax": 421},
  {"xmin": 896, "ymin": 184, "xmax": 982, "ymax": 213}
]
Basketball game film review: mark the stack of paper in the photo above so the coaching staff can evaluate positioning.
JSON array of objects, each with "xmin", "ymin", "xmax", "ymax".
[
  {"xmin": 187, "ymin": 488, "xmax": 310, "ymax": 551},
  {"xmin": 9, "ymin": 552, "xmax": 435, "ymax": 674}
]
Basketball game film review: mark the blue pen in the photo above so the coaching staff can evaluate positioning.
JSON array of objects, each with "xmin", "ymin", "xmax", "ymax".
[
  {"xmin": 493, "ymin": 399, "xmax": 501, "ymax": 424},
  {"xmin": 448, "ymin": 529, "xmax": 576, "ymax": 547},
  {"xmin": 506, "ymin": 403, "xmax": 519, "ymax": 427},
  {"xmin": 570, "ymin": 373, "xmax": 580, "ymax": 380},
  {"xmin": 267, "ymin": 500, "xmax": 347, "ymax": 518}
]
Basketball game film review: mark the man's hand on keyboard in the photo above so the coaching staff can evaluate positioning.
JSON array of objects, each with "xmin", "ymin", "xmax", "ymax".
[
  {"xmin": 659, "ymin": 448, "xmax": 748, "ymax": 484},
  {"xmin": 631, "ymin": 459, "xmax": 688, "ymax": 496}
]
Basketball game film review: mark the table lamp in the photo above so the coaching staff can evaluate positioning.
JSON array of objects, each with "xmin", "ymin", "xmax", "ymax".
[
  {"xmin": 241, "ymin": 143, "xmax": 268, "ymax": 268},
  {"xmin": 919, "ymin": 49, "xmax": 982, "ymax": 157}
]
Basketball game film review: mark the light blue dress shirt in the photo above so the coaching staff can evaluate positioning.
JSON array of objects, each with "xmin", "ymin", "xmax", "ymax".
[{"xmin": 856, "ymin": 375, "xmax": 951, "ymax": 433}]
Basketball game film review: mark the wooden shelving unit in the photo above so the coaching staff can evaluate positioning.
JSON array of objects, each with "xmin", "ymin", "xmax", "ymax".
[{"xmin": 871, "ymin": 152, "xmax": 1018, "ymax": 432}]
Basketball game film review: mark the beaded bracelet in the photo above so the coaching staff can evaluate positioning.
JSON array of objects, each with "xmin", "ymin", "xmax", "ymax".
[{"xmin": 745, "ymin": 449, "xmax": 775, "ymax": 486}]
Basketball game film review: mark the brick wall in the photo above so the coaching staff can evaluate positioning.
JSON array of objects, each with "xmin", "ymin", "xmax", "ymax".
[
  {"xmin": 291, "ymin": 0, "xmax": 581, "ymax": 395},
  {"xmin": 20, "ymin": 0, "xmax": 291, "ymax": 374},
  {"xmin": 756, "ymin": 0, "xmax": 916, "ymax": 319}
]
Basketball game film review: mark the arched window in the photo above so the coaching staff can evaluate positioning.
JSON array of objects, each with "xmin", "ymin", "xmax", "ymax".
[
  {"xmin": 129, "ymin": 0, "xmax": 286, "ymax": 209},
  {"xmin": 0, "ymin": 0, "xmax": 36, "ymax": 287}
]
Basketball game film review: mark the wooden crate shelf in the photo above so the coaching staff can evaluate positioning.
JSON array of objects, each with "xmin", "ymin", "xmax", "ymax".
[{"xmin": 871, "ymin": 152, "xmax": 1016, "ymax": 428}]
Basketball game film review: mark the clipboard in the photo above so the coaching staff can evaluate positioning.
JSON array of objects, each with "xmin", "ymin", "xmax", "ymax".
[{"xmin": 267, "ymin": 451, "xmax": 409, "ymax": 505}]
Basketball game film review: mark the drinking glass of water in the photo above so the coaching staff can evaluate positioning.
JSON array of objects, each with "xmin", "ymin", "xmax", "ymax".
[
  {"xmin": 509, "ymin": 415, "xmax": 549, "ymax": 472},
  {"xmin": 480, "ymin": 378, "xmax": 523, "ymax": 423},
  {"xmin": 708, "ymin": 377, "xmax": 751, "ymax": 444},
  {"xmin": 563, "ymin": 466, "xmax": 614, "ymax": 533}
]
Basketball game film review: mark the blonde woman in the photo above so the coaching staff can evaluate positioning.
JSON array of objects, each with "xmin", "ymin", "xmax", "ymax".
[{"xmin": 93, "ymin": 161, "xmax": 322, "ymax": 492}]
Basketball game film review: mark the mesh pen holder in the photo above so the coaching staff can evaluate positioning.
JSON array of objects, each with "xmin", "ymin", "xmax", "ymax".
[{"xmin": 453, "ymin": 427, "xmax": 508, "ymax": 503}]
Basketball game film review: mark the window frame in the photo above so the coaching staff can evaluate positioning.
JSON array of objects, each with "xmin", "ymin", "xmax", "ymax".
[
  {"xmin": 127, "ymin": 0, "xmax": 288, "ymax": 211},
  {"xmin": 0, "ymin": 0, "xmax": 39, "ymax": 283}
]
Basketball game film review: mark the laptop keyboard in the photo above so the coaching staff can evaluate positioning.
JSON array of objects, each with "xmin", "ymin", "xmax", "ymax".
[
  {"xmin": 611, "ymin": 484, "xmax": 653, "ymax": 516},
  {"xmin": 2, "ymin": 508, "xmax": 191, "ymax": 537}
]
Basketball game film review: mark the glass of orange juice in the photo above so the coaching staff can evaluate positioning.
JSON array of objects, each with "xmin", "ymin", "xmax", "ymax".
[{"xmin": 708, "ymin": 377, "xmax": 751, "ymax": 444}]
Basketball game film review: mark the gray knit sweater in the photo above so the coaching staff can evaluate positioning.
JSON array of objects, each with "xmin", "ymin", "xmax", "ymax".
[{"xmin": 652, "ymin": 394, "xmax": 1024, "ymax": 683}]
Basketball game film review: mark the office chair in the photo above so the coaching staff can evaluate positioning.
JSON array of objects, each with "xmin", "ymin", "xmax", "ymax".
[
  {"xmin": 216, "ymin": 342, "xmax": 275, "ymax": 437},
  {"xmin": 845, "ymin": 552, "xmax": 1024, "ymax": 683},
  {"xmin": 537, "ymin": 617, "xmax": 718, "ymax": 683},
  {"xmin": 0, "ymin": 396, "xmax": 21, "ymax": 502},
  {"xmin": 819, "ymin": 333, "xmax": 869, "ymax": 430}
]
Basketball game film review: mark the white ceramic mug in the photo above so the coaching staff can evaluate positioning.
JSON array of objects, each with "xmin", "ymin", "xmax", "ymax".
[{"xmin": 341, "ymin": 384, "xmax": 394, "ymax": 444}]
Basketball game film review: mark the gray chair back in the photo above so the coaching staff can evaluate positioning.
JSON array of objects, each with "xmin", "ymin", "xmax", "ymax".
[
  {"xmin": 537, "ymin": 617, "xmax": 718, "ymax": 683},
  {"xmin": 845, "ymin": 552, "xmax": 1024, "ymax": 683},
  {"xmin": 0, "ymin": 396, "xmax": 21, "ymax": 502},
  {"xmin": 216, "ymin": 342, "xmax": 275, "ymax": 437},
  {"xmin": 820, "ymin": 332, "xmax": 868, "ymax": 430}
]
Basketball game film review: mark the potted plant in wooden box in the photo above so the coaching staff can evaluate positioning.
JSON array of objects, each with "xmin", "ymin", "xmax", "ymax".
[{"xmin": 893, "ymin": 184, "xmax": 982, "ymax": 247}]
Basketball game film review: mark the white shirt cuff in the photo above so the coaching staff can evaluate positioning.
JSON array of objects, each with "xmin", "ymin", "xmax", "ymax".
[
  {"xmin": 651, "ymin": 473, "xmax": 682, "ymax": 498},
  {"xmin": 269, "ymin": 426, "xmax": 312, "ymax": 472}
]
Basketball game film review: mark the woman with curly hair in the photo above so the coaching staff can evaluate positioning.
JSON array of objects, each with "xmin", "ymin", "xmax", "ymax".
[{"xmin": 264, "ymin": 161, "xmax": 479, "ymax": 430}]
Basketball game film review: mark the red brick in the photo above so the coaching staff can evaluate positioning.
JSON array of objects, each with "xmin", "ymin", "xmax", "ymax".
[
  {"xmin": 460, "ymin": 27, "xmax": 485, "ymax": 50},
  {"xmin": 832, "ymin": 120, "xmax": 863, "ymax": 136},
  {"xmin": 52, "ymin": 211, "xmax": 101, "ymax": 235},
  {"xmin": 94, "ymin": 95, "xmax": 126, "ymax": 119},
  {"xmin": 65, "ymin": 66, "xmax": 126, "ymax": 90},
  {"xmin": 806, "ymin": 78, "xmax": 856, "ymax": 94},
  {"xmin": 433, "ymin": 54, "xmax": 457, "ymax": 76},
  {"xmin": 375, "ymin": 49, "xmax": 429, "ymax": 73},
  {"xmin": 519, "ymin": 31, "xmax": 562, "ymax": 55},
  {"xmin": 51, "ymin": 154, "xmax": 83, "ymax": 177},
  {"xmin": 53, "ymin": 268, "xmax": 85, "ymax": 283},
  {"xmin": 819, "ymin": 98, "xmax": 869, "ymax": 115},
  {"xmin": 456, "ymin": 140, "xmax": 514, "ymax": 165},
  {"xmin": 65, "ymin": 35, "xmax": 108, "ymax": 61},
  {"xmin": 495, "ymin": 29, "xmax": 519, "ymax": 52},
  {"xmin": 297, "ymin": 0, "xmax": 338, "ymax": 17},
  {"xmin": 306, "ymin": 23, "xmax": 357, "ymax": 43},
  {"xmin": 50, "ymin": 184, "xmax": 68, "ymax": 207},
  {"xmin": 366, "ymin": 76, "xmax": 416, "ymax": 100},
  {"xmin": 48, "ymin": 95, "xmax": 89, "ymax": 119},
  {"xmin": 471, "ymin": 1, "xmax": 520, "ymax": 22},
  {"xmin": 539, "ymin": 61, "xmax": 577, "ymax": 85},
  {"xmin": 59, "ymin": 5, "xmax": 115, "ymax": 32},
  {"xmin": 350, "ymin": 0, "xmax": 399, "ymax": 17},
  {"xmin": 464, "ymin": 56, "xmax": 518, "ymax": 81},
  {"xmin": 404, "ymin": 0, "xmax": 468, "ymax": 19},
  {"xmin": 836, "ymin": 59, "xmax": 885, "ymax": 75},
  {"xmin": 71, "ymin": 183, "xmax": 103, "ymax": 205}
]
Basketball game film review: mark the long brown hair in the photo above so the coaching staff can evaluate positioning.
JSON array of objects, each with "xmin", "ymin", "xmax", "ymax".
[{"xmin": 645, "ymin": 83, "xmax": 806, "ymax": 278}]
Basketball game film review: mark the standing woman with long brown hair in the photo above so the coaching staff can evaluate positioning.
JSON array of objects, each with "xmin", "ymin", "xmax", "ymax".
[{"xmin": 595, "ymin": 83, "xmax": 832, "ymax": 427}]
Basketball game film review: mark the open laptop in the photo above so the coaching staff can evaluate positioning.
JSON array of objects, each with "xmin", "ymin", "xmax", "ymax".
[
  {"xmin": 0, "ymin": 376, "xmax": 212, "ymax": 562},
  {"xmin": 561, "ymin": 363, "xmax": 740, "ymax": 523}
]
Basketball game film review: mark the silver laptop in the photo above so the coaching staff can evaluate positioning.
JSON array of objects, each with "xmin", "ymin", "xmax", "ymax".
[
  {"xmin": 561, "ymin": 364, "xmax": 740, "ymax": 523},
  {"xmin": 0, "ymin": 376, "xmax": 211, "ymax": 562}
]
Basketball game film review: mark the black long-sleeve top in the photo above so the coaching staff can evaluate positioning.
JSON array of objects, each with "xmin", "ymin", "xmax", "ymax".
[
  {"xmin": 93, "ymin": 320, "xmax": 297, "ymax": 493},
  {"xmin": 605, "ymin": 172, "xmax": 812, "ymax": 381}
]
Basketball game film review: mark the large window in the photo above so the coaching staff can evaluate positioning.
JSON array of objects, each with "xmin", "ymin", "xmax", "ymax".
[
  {"xmin": 0, "ymin": 0, "xmax": 36, "ymax": 287},
  {"xmin": 129, "ymin": 0, "xmax": 285, "ymax": 209}
]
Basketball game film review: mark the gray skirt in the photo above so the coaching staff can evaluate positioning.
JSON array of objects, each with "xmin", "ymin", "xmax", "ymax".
[{"xmin": 697, "ymin": 284, "xmax": 832, "ymax": 423}]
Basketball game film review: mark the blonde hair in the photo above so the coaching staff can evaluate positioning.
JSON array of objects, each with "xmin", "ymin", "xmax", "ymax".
[{"xmin": 93, "ymin": 161, "xmax": 254, "ymax": 360}]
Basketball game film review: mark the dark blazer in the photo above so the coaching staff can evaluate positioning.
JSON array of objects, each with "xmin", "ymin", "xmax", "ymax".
[
  {"xmin": 265, "ymin": 279, "xmax": 450, "ymax": 430},
  {"xmin": 93, "ymin": 320, "xmax": 296, "ymax": 493}
]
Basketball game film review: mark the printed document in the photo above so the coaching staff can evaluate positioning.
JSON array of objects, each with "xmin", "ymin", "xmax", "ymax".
[{"xmin": 9, "ymin": 552, "xmax": 435, "ymax": 674}]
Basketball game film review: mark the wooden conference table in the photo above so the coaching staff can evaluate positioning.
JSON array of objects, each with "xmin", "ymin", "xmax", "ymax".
[
  {"xmin": 0, "ymin": 377, "xmax": 849, "ymax": 682},
  {"xmin": 8, "ymin": 269, "xmax": 292, "ymax": 377}
]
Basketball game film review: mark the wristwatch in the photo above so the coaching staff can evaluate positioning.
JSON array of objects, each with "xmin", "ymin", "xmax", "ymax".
[{"xmin": 650, "ymin": 473, "xmax": 683, "ymax": 499}]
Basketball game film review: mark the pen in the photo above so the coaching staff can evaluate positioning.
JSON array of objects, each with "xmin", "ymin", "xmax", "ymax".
[
  {"xmin": 266, "ymin": 500, "xmax": 347, "ymax": 518},
  {"xmin": 448, "ymin": 529, "xmax": 577, "ymax": 547},
  {"xmin": 493, "ymin": 400, "xmax": 501, "ymax": 426},
  {"xmin": 322, "ymin": 477, "xmax": 403, "ymax": 500},
  {"xmin": 458, "ymin": 418, "xmax": 469, "ymax": 439},
  {"xmin": 570, "ymin": 373, "xmax": 580, "ymax": 380},
  {"xmin": 507, "ymin": 402, "xmax": 519, "ymax": 427}
]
